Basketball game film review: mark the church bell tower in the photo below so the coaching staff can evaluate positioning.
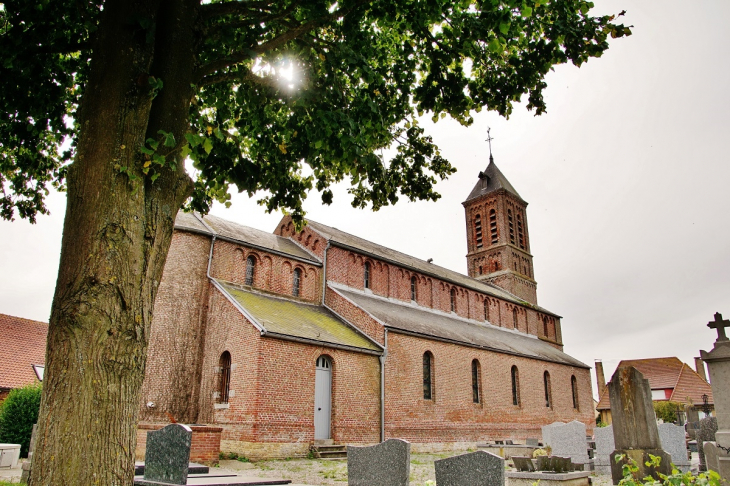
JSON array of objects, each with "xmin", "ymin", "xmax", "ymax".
[{"xmin": 462, "ymin": 154, "xmax": 538, "ymax": 305}]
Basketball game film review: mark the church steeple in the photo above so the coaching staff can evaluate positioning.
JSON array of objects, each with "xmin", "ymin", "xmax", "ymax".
[{"xmin": 462, "ymin": 154, "xmax": 538, "ymax": 305}]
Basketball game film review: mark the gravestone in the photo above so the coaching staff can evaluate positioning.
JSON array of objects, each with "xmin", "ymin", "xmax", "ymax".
[
  {"xmin": 704, "ymin": 442, "xmax": 721, "ymax": 475},
  {"xmin": 608, "ymin": 366, "xmax": 671, "ymax": 484},
  {"xmin": 141, "ymin": 423, "xmax": 192, "ymax": 485},
  {"xmin": 593, "ymin": 425, "xmax": 614, "ymax": 475},
  {"xmin": 699, "ymin": 417, "xmax": 718, "ymax": 471},
  {"xmin": 435, "ymin": 450, "xmax": 504, "ymax": 486},
  {"xmin": 536, "ymin": 456, "xmax": 573, "ymax": 473},
  {"xmin": 657, "ymin": 423, "xmax": 690, "ymax": 471},
  {"xmin": 700, "ymin": 312, "xmax": 730, "ymax": 481},
  {"xmin": 512, "ymin": 456, "xmax": 536, "ymax": 472},
  {"xmin": 348, "ymin": 439, "xmax": 410, "ymax": 486},
  {"xmin": 541, "ymin": 421, "xmax": 589, "ymax": 465}
]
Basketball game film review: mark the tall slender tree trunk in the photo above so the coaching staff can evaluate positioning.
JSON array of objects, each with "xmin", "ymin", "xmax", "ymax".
[{"xmin": 31, "ymin": 0, "xmax": 197, "ymax": 484}]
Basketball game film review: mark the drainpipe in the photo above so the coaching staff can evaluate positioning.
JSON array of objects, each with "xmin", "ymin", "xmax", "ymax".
[
  {"xmin": 321, "ymin": 241, "xmax": 331, "ymax": 305},
  {"xmin": 380, "ymin": 329, "xmax": 388, "ymax": 442},
  {"xmin": 206, "ymin": 235, "xmax": 217, "ymax": 280}
]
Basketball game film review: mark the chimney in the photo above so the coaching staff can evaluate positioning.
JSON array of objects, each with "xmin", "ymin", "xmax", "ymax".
[
  {"xmin": 695, "ymin": 357, "xmax": 708, "ymax": 382},
  {"xmin": 595, "ymin": 360, "xmax": 606, "ymax": 396}
]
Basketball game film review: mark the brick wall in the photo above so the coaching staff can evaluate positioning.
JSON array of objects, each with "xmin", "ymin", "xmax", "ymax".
[
  {"xmin": 384, "ymin": 332, "xmax": 593, "ymax": 444},
  {"xmin": 139, "ymin": 231, "xmax": 212, "ymax": 424}
]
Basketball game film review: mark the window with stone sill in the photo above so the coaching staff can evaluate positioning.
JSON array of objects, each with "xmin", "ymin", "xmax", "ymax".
[
  {"xmin": 511, "ymin": 365, "xmax": 520, "ymax": 406},
  {"xmin": 245, "ymin": 256, "xmax": 255, "ymax": 286},
  {"xmin": 218, "ymin": 351, "xmax": 231, "ymax": 404},
  {"xmin": 450, "ymin": 288, "xmax": 457, "ymax": 313},
  {"xmin": 423, "ymin": 351, "xmax": 434, "ymax": 400},
  {"xmin": 411, "ymin": 276, "xmax": 417, "ymax": 301},
  {"xmin": 293, "ymin": 268, "xmax": 302, "ymax": 297},
  {"xmin": 364, "ymin": 262, "xmax": 371, "ymax": 290}
]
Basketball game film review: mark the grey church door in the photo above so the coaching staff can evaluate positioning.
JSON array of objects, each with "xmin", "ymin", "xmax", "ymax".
[{"xmin": 314, "ymin": 356, "xmax": 332, "ymax": 440}]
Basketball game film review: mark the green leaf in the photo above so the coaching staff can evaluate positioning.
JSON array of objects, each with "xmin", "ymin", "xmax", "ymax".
[
  {"xmin": 521, "ymin": 6, "xmax": 533, "ymax": 17},
  {"xmin": 488, "ymin": 37, "xmax": 502, "ymax": 53},
  {"xmin": 499, "ymin": 21, "xmax": 510, "ymax": 35},
  {"xmin": 203, "ymin": 137, "xmax": 213, "ymax": 155}
]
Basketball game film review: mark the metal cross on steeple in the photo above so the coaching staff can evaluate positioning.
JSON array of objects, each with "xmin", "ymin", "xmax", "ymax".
[
  {"xmin": 708, "ymin": 312, "xmax": 730, "ymax": 342},
  {"xmin": 485, "ymin": 127, "xmax": 494, "ymax": 164}
]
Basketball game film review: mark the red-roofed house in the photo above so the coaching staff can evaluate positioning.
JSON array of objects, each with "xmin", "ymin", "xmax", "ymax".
[
  {"xmin": 0, "ymin": 314, "xmax": 48, "ymax": 402},
  {"xmin": 596, "ymin": 357, "xmax": 713, "ymax": 425}
]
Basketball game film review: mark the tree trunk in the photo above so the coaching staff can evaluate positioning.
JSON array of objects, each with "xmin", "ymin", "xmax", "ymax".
[{"xmin": 31, "ymin": 0, "xmax": 196, "ymax": 484}]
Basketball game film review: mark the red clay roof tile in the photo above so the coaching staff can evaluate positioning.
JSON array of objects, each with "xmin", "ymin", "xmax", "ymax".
[{"xmin": 0, "ymin": 313, "xmax": 48, "ymax": 390}]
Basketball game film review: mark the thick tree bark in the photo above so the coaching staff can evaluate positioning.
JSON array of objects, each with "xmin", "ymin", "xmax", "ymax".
[{"xmin": 31, "ymin": 0, "xmax": 196, "ymax": 484}]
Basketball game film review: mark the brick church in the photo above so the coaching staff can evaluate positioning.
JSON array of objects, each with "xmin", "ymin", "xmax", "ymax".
[{"xmin": 139, "ymin": 157, "xmax": 593, "ymax": 458}]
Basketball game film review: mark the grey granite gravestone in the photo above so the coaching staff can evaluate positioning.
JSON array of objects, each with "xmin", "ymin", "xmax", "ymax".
[
  {"xmin": 143, "ymin": 423, "xmax": 192, "ymax": 485},
  {"xmin": 512, "ymin": 456, "xmax": 536, "ymax": 472},
  {"xmin": 541, "ymin": 421, "xmax": 589, "ymax": 465},
  {"xmin": 593, "ymin": 425, "xmax": 614, "ymax": 475},
  {"xmin": 348, "ymin": 439, "xmax": 410, "ymax": 486},
  {"xmin": 657, "ymin": 423, "xmax": 690, "ymax": 472},
  {"xmin": 704, "ymin": 442, "xmax": 720, "ymax": 475},
  {"xmin": 608, "ymin": 366, "xmax": 671, "ymax": 484},
  {"xmin": 435, "ymin": 450, "xmax": 504, "ymax": 486},
  {"xmin": 699, "ymin": 416, "xmax": 718, "ymax": 471}
]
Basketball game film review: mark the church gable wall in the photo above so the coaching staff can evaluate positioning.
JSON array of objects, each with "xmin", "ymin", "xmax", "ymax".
[
  {"xmin": 139, "ymin": 230, "xmax": 212, "ymax": 424},
  {"xmin": 384, "ymin": 332, "xmax": 593, "ymax": 443},
  {"xmin": 325, "ymin": 287, "xmax": 385, "ymax": 345},
  {"xmin": 196, "ymin": 288, "xmax": 262, "ymax": 436},
  {"xmin": 275, "ymin": 216, "xmax": 326, "ymax": 260},
  {"xmin": 210, "ymin": 239, "xmax": 321, "ymax": 302}
]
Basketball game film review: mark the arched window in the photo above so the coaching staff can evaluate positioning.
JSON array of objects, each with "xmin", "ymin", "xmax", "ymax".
[
  {"xmin": 364, "ymin": 262, "xmax": 371, "ymax": 289},
  {"xmin": 293, "ymin": 268, "xmax": 301, "ymax": 297},
  {"xmin": 508, "ymin": 209, "xmax": 515, "ymax": 244},
  {"xmin": 489, "ymin": 209, "xmax": 498, "ymax": 244},
  {"xmin": 511, "ymin": 365, "xmax": 520, "ymax": 406},
  {"xmin": 517, "ymin": 213, "xmax": 525, "ymax": 249},
  {"xmin": 450, "ymin": 288, "xmax": 457, "ymax": 313},
  {"xmin": 218, "ymin": 351, "xmax": 231, "ymax": 404},
  {"xmin": 571, "ymin": 375, "xmax": 579, "ymax": 410},
  {"xmin": 245, "ymin": 256, "xmax": 255, "ymax": 286},
  {"xmin": 411, "ymin": 276, "xmax": 417, "ymax": 301},
  {"xmin": 543, "ymin": 318, "xmax": 549, "ymax": 338},
  {"xmin": 472, "ymin": 359, "xmax": 481, "ymax": 404},
  {"xmin": 544, "ymin": 371, "xmax": 552, "ymax": 408},
  {"xmin": 423, "ymin": 352, "xmax": 434, "ymax": 400},
  {"xmin": 474, "ymin": 215, "xmax": 483, "ymax": 248},
  {"xmin": 512, "ymin": 308, "xmax": 518, "ymax": 329},
  {"xmin": 484, "ymin": 299, "xmax": 490, "ymax": 321}
]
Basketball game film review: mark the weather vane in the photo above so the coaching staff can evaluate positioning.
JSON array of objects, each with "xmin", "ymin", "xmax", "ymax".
[{"xmin": 485, "ymin": 127, "xmax": 494, "ymax": 163}]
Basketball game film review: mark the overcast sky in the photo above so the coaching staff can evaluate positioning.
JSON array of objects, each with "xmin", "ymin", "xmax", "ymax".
[{"xmin": 2, "ymin": 0, "xmax": 728, "ymax": 399}]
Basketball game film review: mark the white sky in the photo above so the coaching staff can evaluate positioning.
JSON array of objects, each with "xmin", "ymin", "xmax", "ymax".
[{"xmin": 1, "ymin": 0, "xmax": 728, "ymax": 399}]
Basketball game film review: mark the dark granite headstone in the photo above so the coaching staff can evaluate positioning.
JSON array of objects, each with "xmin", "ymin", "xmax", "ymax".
[
  {"xmin": 435, "ymin": 450, "xmax": 504, "ymax": 486},
  {"xmin": 699, "ymin": 417, "xmax": 718, "ymax": 471},
  {"xmin": 348, "ymin": 439, "xmax": 410, "ymax": 486},
  {"xmin": 143, "ymin": 423, "xmax": 193, "ymax": 485},
  {"xmin": 608, "ymin": 366, "xmax": 671, "ymax": 484},
  {"xmin": 512, "ymin": 456, "xmax": 536, "ymax": 472}
]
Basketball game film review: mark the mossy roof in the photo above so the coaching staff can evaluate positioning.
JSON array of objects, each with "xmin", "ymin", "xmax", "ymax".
[{"xmin": 215, "ymin": 280, "xmax": 381, "ymax": 354}]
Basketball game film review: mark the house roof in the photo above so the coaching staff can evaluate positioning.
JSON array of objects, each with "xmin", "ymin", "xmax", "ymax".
[
  {"xmin": 303, "ymin": 218, "xmax": 559, "ymax": 317},
  {"xmin": 332, "ymin": 284, "xmax": 587, "ymax": 369},
  {"xmin": 464, "ymin": 158, "xmax": 523, "ymax": 203},
  {"xmin": 213, "ymin": 279, "xmax": 382, "ymax": 354},
  {"xmin": 0, "ymin": 314, "xmax": 48, "ymax": 390},
  {"xmin": 175, "ymin": 212, "xmax": 320, "ymax": 264},
  {"xmin": 595, "ymin": 357, "xmax": 713, "ymax": 410}
]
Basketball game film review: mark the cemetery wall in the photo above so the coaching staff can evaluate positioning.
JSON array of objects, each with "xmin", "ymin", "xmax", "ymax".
[
  {"xmin": 139, "ymin": 230, "xmax": 212, "ymax": 424},
  {"xmin": 383, "ymin": 332, "xmax": 593, "ymax": 444}
]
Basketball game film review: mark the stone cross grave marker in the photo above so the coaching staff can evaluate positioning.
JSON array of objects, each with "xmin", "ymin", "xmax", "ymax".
[
  {"xmin": 348, "ymin": 439, "xmax": 410, "ymax": 486},
  {"xmin": 708, "ymin": 312, "xmax": 730, "ymax": 343},
  {"xmin": 541, "ymin": 420, "xmax": 589, "ymax": 465},
  {"xmin": 657, "ymin": 423, "xmax": 690, "ymax": 472},
  {"xmin": 142, "ymin": 423, "xmax": 192, "ymax": 485},
  {"xmin": 435, "ymin": 450, "xmax": 504, "ymax": 486},
  {"xmin": 609, "ymin": 366, "xmax": 671, "ymax": 484}
]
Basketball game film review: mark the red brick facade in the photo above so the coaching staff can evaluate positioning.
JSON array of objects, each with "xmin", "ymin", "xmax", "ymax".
[{"xmin": 139, "ymin": 166, "xmax": 592, "ymax": 458}]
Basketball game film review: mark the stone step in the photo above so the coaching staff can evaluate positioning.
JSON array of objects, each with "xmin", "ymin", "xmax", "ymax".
[{"xmin": 311, "ymin": 444, "xmax": 348, "ymax": 459}]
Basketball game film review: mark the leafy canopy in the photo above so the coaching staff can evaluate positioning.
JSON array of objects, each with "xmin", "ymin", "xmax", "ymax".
[{"xmin": 0, "ymin": 0, "xmax": 630, "ymax": 223}]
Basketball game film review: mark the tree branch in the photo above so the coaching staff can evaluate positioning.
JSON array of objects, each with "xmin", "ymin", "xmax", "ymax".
[
  {"xmin": 194, "ymin": 0, "xmax": 366, "ymax": 82},
  {"xmin": 198, "ymin": 67, "xmax": 280, "ymax": 90},
  {"xmin": 200, "ymin": 1, "xmax": 276, "ymax": 20}
]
